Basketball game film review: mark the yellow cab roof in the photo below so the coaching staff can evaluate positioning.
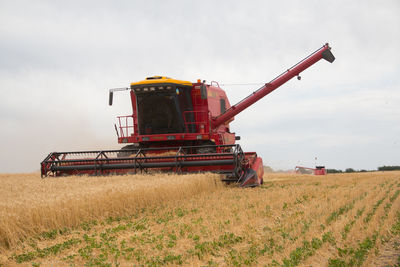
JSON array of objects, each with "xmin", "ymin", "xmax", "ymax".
[{"xmin": 130, "ymin": 76, "xmax": 192, "ymax": 87}]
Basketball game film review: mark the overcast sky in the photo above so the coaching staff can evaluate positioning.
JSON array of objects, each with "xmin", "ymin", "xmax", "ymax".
[{"xmin": 1, "ymin": 0, "xmax": 399, "ymax": 173}]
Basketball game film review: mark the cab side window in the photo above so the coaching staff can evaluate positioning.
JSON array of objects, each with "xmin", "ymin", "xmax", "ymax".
[{"xmin": 220, "ymin": 98, "xmax": 226, "ymax": 114}]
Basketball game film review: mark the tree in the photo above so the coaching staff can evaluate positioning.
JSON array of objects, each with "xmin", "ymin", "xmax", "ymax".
[
  {"xmin": 327, "ymin": 169, "xmax": 342, "ymax": 173},
  {"xmin": 378, "ymin": 166, "xmax": 400, "ymax": 171}
]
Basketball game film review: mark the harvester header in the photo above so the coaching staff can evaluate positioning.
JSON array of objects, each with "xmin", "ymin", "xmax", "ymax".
[{"xmin": 41, "ymin": 43, "xmax": 335, "ymax": 187}]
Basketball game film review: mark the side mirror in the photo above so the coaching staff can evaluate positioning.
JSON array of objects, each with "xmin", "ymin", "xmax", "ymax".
[
  {"xmin": 109, "ymin": 91, "xmax": 113, "ymax": 106},
  {"xmin": 108, "ymin": 87, "xmax": 129, "ymax": 106}
]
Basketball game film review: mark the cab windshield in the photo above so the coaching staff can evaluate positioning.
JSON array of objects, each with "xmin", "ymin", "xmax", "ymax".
[{"xmin": 136, "ymin": 86, "xmax": 193, "ymax": 135}]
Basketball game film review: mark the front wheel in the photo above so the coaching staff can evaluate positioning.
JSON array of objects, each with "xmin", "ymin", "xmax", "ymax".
[
  {"xmin": 196, "ymin": 141, "xmax": 217, "ymax": 154},
  {"xmin": 117, "ymin": 144, "xmax": 140, "ymax": 158}
]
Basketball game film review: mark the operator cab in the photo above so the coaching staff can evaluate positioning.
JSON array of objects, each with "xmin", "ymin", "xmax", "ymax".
[{"xmin": 130, "ymin": 76, "xmax": 195, "ymax": 134}]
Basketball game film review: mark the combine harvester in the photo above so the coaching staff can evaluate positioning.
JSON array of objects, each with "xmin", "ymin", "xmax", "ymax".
[
  {"xmin": 41, "ymin": 43, "xmax": 335, "ymax": 187},
  {"xmin": 295, "ymin": 166, "xmax": 327, "ymax": 175}
]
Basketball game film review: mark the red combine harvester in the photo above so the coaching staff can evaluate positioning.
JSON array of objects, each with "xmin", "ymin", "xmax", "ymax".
[
  {"xmin": 41, "ymin": 43, "xmax": 335, "ymax": 187},
  {"xmin": 295, "ymin": 166, "xmax": 327, "ymax": 175}
]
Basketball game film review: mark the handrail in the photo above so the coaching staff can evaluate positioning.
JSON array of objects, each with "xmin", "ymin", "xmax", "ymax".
[{"xmin": 117, "ymin": 115, "xmax": 134, "ymax": 137}]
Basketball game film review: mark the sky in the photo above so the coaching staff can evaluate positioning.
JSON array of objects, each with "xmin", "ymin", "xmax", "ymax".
[{"xmin": 0, "ymin": 0, "xmax": 399, "ymax": 173}]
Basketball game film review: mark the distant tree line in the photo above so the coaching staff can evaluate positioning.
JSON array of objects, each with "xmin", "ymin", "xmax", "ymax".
[
  {"xmin": 377, "ymin": 166, "xmax": 400, "ymax": 171},
  {"xmin": 326, "ymin": 166, "xmax": 400, "ymax": 173},
  {"xmin": 326, "ymin": 169, "xmax": 343, "ymax": 173}
]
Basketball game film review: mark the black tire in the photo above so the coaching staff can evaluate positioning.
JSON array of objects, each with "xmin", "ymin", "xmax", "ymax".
[
  {"xmin": 117, "ymin": 144, "xmax": 139, "ymax": 158},
  {"xmin": 196, "ymin": 141, "xmax": 217, "ymax": 154}
]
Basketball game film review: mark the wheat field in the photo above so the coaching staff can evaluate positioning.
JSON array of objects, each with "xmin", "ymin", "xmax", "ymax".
[
  {"xmin": 1, "ymin": 171, "xmax": 399, "ymax": 266},
  {"xmin": 0, "ymin": 173, "xmax": 223, "ymax": 251}
]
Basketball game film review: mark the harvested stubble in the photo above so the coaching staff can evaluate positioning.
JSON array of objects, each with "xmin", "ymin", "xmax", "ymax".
[
  {"xmin": 0, "ymin": 172, "xmax": 223, "ymax": 250},
  {"xmin": 1, "ymin": 171, "xmax": 400, "ymax": 266}
]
